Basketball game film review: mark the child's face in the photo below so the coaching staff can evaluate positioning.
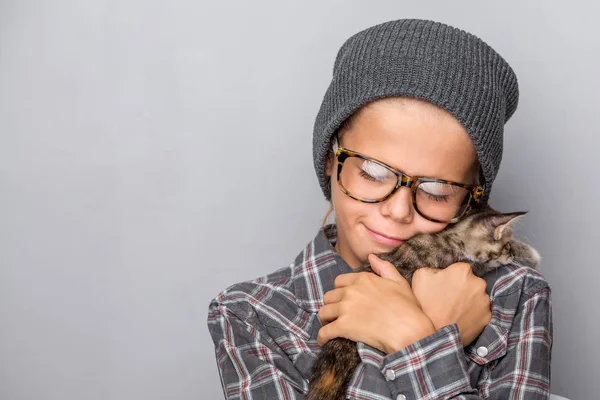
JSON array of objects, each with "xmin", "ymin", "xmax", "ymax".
[{"xmin": 327, "ymin": 98, "xmax": 479, "ymax": 270}]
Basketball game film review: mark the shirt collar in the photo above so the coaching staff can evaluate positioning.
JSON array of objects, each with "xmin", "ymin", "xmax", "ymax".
[{"xmin": 292, "ymin": 224, "xmax": 354, "ymax": 313}]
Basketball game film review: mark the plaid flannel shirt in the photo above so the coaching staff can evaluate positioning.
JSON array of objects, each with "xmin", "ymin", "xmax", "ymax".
[{"xmin": 208, "ymin": 225, "xmax": 552, "ymax": 399}]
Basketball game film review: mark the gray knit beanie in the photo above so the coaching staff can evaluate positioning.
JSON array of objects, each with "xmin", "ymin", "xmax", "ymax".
[{"xmin": 313, "ymin": 19, "xmax": 519, "ymax": 203}]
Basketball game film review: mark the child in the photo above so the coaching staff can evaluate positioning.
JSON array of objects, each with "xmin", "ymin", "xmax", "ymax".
[{"xmin": 208, "ymin": 19, "xmax": 552, "ymax": 399}]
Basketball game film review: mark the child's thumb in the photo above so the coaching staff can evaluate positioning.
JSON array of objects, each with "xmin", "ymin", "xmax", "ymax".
[{"xmin": 368, "ymin": 254, "xmax": 404, "ymax": 283}]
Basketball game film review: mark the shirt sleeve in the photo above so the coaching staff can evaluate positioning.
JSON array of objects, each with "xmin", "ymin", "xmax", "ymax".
[
  {"xmin": 207, "ymin": 298, "xmax": 308, "ymax": 400},
  {"xmin": 378, "ymin": 286, "xmax": 552, "ymax": 400}
]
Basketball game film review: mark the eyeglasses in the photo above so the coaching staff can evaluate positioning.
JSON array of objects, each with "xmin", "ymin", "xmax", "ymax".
[{"xmin": 335, "ymin": 147, "xmax": 484, "ymax": 223}]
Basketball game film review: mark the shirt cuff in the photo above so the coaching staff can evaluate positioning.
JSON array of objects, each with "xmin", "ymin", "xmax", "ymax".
[{"xmin": 379, "ymin": 324, "xmax": 477, "ymax": 400}]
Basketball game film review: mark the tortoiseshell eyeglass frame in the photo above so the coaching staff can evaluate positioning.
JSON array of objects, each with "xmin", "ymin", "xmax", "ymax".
[{"xmin": 335, "ymin": 147, "xmax": 485, "ymax": 224}]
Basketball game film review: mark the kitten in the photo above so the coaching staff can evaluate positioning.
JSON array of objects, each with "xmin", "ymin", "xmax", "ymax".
[{"xmin": 306, "ymin": 206, "xmax": 540, "ymax": 400}]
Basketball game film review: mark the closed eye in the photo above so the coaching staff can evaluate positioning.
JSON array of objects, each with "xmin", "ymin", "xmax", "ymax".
[
  {"xmin": 506, "ymin": 243, "xmax": 512, "ymax": 255},
  {"xmin": 359, "ymin": 160, "xmax": 394, "ymax": 182}
]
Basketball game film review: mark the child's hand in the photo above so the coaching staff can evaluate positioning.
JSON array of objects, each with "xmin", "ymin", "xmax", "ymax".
[
  {"xmin": 411, "ymin": 263, "xmax": 492, "ymax": 347},
  {"xmin": 317, "ymin": 254, "xmax": 436, "ymax": 354}
]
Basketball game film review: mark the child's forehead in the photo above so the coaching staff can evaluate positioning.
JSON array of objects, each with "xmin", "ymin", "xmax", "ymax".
[
  {"xmin": 347, "ymin": 98, "xmax": 468, "ymax": 138},
  {"xmin": 342, "ymin": 101, "xmax": 475, "ymax": 151}
]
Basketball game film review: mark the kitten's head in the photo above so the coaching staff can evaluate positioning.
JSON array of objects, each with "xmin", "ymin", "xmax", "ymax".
[{"xmin": 446, "ymin": 208, "xmax": 540, "ymax": 267}]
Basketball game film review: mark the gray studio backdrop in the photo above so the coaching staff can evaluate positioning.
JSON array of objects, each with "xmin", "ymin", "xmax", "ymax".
[{"xmin": 1, "ymin": 1, "xmax": 598, "ymax": 399}]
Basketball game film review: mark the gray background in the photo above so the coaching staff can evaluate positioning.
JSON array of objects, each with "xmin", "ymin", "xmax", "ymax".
[{"xmin": 1, "ymin": 1, "xmax": 598, "ymax": 399}]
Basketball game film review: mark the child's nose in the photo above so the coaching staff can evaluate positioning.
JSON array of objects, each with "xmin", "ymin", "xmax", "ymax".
[{"xmin": 380, "ymin": 187, "xmax": 414, "ymax": 224}]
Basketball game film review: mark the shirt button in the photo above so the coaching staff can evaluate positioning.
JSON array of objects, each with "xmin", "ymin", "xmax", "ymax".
[
  {"xmin": 385, "ymin": 369, "xmax": 396, "ymax": 380},
  {"xmin": 476, "ymin": 346, "xmax": 489, "ymax": 357},
  {"xmin": 396, "ymin": 395, "xmax": 407, "ymax": 400}
]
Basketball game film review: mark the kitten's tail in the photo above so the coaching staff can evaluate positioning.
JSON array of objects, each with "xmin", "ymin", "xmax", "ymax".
[
  {"xmin": 307, "ymin": 366, "xmax": 348, "ymax": 400},
  {"xmin": 307, "ymin": 338, "xmax": 360, "ymax": 400}
]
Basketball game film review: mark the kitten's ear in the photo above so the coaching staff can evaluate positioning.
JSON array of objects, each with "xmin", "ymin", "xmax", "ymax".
[{"xmin": 490, "ymin": 212, "xmax": 527, "ymax": 240}]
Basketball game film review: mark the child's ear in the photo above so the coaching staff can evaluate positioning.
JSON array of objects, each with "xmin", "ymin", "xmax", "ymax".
[{"xmin": 325, "ymin": 154, "xmax": 334, "ymax": 177}]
